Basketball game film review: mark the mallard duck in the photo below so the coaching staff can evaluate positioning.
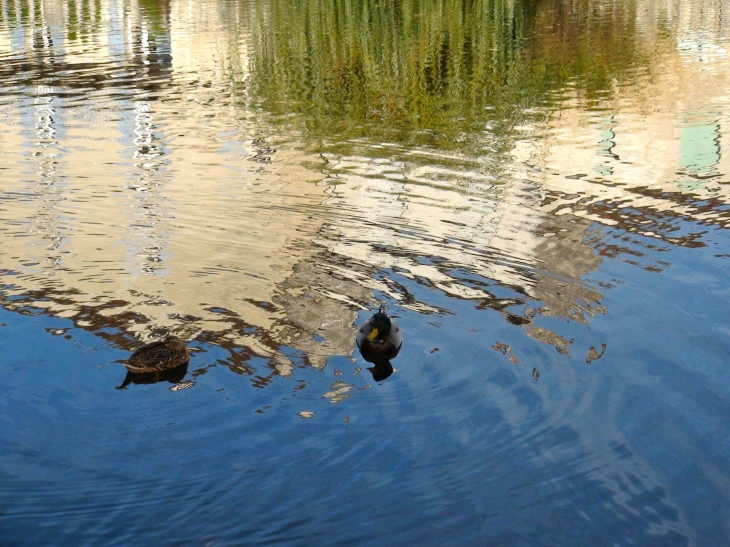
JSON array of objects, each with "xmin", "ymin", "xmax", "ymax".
[
  {"xmin": 124, "ymin": 335, "xmax": 190, "ymax": 373},
  {"xmin": 356, "ymin": 304, "xmax": 403, "ymax": 358}
]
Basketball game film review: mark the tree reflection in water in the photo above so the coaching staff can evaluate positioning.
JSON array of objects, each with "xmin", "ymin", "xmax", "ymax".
[
  {"xmin": 0, "ymin": 0, "xmax": 728, "ymax": 390},
  {"xmin": 1, "ymin": 0, "xmax": 730, "ymax": 545}
]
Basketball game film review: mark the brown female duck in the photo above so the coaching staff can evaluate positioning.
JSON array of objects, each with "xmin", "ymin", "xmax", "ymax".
[{"xmin": 124, "ymin": 335, "xmax": 190, "ymax": 374}]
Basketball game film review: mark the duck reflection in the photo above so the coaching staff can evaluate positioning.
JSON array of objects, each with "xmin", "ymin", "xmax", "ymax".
[
  {"xmin": 116, "ymin": 335, "xmax": 192, "ymax": 390},
  {"xmin": 360, "ymin": 351, "xmax": 397, "ymax": 382},
  {"xmin": 116, "ymin": 361, "xmax": 190, "ymax": 390},
  {"xmin": 356, "ymin": 305, "xmax": 403, "ymax": 382}
]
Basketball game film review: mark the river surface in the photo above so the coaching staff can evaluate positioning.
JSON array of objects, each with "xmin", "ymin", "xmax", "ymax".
[{"xmin": 1, "ymin": 0, "xmax": 730, "ymax": 545}]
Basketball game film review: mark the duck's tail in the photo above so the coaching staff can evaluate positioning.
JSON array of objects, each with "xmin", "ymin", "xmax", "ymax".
[{"xmin": 378, "ymin": 303, "xmax": 386, "ymax": 314}]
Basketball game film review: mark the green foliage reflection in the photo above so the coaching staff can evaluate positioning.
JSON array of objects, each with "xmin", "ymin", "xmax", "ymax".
[{"xmin": 248, "ymin": 0, "xmax": 646, "ymax": 148}]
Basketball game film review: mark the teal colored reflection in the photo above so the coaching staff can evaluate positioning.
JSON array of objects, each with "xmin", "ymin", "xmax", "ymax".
[
  {"xmin": 677, "ymin": 120, "xmax": 721, "ymax": 191},
  {"xmin": 681, "ymin": 122, "xmax": 720, "ymax": 171}
]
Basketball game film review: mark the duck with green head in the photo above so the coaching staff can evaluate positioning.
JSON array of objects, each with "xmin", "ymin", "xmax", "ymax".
[{"xmin": 356, "ymin": 304, "xmax": 403, "ymax": 358}]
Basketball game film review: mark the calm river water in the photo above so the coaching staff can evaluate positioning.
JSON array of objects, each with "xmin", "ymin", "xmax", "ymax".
[{"xmin": 1, "ymin": 0, "xmax": 730, "ymax": 545}]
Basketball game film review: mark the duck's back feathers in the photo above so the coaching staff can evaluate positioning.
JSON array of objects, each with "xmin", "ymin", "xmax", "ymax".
[{"xmin": 125, "ymin": 336, "xmax": 190, "ymax": 373}]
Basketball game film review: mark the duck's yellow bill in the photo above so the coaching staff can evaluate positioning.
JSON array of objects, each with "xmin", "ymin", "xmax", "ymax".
[{"xmin": 367, "ymin": 328, "xmax": 380, "ymax": 341}]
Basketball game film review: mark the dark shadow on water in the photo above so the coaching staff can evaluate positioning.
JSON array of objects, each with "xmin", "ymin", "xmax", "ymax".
[
  {"xmin": 359, "ymin": 345, "xmax": 401, "ymax": 382},
  {"xmin": 116, "ymin": 361, "xmax": 190, "ymax": 390}
]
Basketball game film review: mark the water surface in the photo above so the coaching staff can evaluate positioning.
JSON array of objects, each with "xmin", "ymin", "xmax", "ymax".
[{"xmin": 1, "ymin": 0, "xmax": 730, "ymax": 545}]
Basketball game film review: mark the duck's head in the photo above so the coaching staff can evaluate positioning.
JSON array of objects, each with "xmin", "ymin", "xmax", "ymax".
[
  {"xmin": 367, "ymin": 312, "xmax": 392, "ymax": 341},
  {"xmin": 163, "ymin": 335, "xmax": 186, "ymax": 351}
]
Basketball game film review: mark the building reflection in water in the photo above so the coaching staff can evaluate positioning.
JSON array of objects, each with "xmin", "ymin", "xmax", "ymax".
[
  {"xmin": 1, "ymin": 3, "xmax": 728, "ymax": 543},
  {"xmin": 129, "ymin": 100, "xmax": 166, "ymax": 276},
  {"xmin": 0, "ymin": 0, "xmax": 728, "ymax": 387},
  {"xmin": 31, "ymin": 84, "xmax": 65, "ymax": 268}
]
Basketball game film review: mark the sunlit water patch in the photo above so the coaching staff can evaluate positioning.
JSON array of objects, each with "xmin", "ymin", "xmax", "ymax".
[{"xmin": 1, "ymin": 0, "xmax": 730, "ymax": 545}]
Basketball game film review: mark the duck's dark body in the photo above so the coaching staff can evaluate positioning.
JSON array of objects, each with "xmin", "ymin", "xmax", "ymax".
[{"xmin": 125, "ymin": 335, "xmax": 190, "ymax": 373}]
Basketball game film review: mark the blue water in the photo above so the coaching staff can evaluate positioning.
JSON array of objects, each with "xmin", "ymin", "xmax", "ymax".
[
  {"xmin": 2, "ymin": 225, "xmax": 729, "ymax": 545},
  {"xmin": 2, "ymin": 0, "xmax": 730, "ymax": 545}
]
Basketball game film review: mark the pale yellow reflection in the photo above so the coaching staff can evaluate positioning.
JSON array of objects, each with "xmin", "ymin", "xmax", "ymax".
[
  {"xmin": 0, "ymin": 0, "xmax": 728, "ymax": 373},
  {"xmin": 534, "ymin": 0, "xmax": 730, "ymax": 237}
]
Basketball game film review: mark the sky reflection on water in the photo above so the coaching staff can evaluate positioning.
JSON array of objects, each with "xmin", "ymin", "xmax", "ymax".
[{"xmin": 1, "ymin": 0, "xmax": 730, "ymax": 545}]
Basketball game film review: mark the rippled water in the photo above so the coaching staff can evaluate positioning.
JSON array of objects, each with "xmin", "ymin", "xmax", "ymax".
[{"xmin": 1, "ymin": 0, "xmax": 730, "ymax": 544}]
